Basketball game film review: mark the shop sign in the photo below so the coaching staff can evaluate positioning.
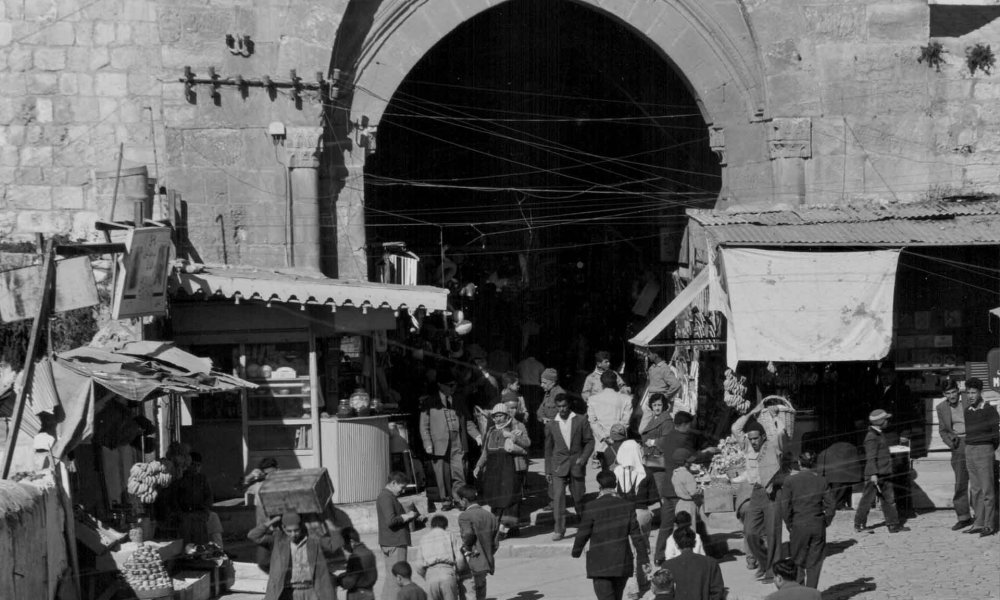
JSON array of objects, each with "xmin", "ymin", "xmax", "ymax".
[
  {"xmin": 112, "ymin": 227, "xmax": 172, "ymax": 319},
  {"xmin": 986, "ymin": 347, "xmax": 1000, "ymax": 391},
  {"xmin": 0, "ymin": 256, "xmax": 99, "ymax": 322}
]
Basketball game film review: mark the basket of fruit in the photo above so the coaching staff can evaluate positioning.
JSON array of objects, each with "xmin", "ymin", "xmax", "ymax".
[{"xmin": 123, "ymin": 542, "xmax": 173, "ymax": 598}]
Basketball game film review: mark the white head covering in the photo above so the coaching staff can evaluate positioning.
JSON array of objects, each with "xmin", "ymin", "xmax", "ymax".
[
  {"xmin": 490, "ymin": 403, "xmax": 512, "ymax": 428},
  {"xmin": 613, "ymin": 440, "xmax": 646, "ymax": 493}
]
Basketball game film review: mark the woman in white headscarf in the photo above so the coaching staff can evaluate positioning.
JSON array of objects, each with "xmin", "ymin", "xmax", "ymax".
[
  {"xmin": 614, "ymin": 440, "xmax": 656, "ymax": 598},
  {"xmin": 474, "ymin": 403, "xmax": 530, "ymax": 532}
]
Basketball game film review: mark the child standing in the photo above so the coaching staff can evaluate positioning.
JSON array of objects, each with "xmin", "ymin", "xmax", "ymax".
[{"xmin": 393, "ymin": 562, "xmax": 428, "ymax": 600}]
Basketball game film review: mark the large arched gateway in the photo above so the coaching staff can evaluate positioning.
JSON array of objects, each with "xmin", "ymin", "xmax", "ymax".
[{"xmin": 326, "ymin": 0, "xmax": 772, "ymax": 362}]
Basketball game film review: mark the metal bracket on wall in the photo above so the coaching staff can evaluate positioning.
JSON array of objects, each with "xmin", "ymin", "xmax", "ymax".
[{"xmin": 180, "ymin": 67, "xmax": 350, "ymax": 106}]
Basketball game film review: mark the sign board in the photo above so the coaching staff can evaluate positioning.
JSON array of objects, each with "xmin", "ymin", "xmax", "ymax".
[
  {"xmin": 986, "ymin": 348, "xmax": 1000, "ymax": 391},
  {"xmin": 112, "ymin": 227, "xmax": 172, "ymax": 320},
  {"xmin": 0, "ymin": 256, "xmax": 99, "ymax": 322}
]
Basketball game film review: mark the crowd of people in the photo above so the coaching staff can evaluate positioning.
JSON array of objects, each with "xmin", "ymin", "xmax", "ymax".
[{"xmin": 241, "ymin": 346, "xmax": 1000, "ymax": 600}]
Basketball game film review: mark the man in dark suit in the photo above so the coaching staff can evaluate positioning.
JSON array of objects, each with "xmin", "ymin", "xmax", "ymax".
[
  {"xmin": 420, "ymin": 370, "xmax": 483, "ymax": 510},
  {"xmin": 545, "ymin": 393, "xmax": 595, "ymax": 541},
  {"xmin": 247, "ymin": 512, "xmax": 339, "ymax": 600},
  {"xmin": 456, "ymin": 485, "xmax": 500, "ymax": 600},
  {"xmin": 660, "ymin": 526, "xmax": 724, "ymax": 600},
  {"xmin": 855, "ymin": 409, "xmax": 909, "ymax": 534},
  {"xmin": 937, "ymin": 380, "xmax": 973, "ymax": 530},
  {"xmin": 572, "ymin": 470, "xmax": 649, "ymax": 600},
  {"xmin": 778, "ymin": 452, "xmax": 835, "ymax": 589}
]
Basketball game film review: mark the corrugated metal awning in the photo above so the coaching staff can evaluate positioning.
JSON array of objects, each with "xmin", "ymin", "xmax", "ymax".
[
  {"xmin": 171, "ymin": 265, "xmax": 448, "ymax": 312},
  {"xmin": 629, "ymin": 269, "xmax": 710, "ymax": 346},
  {"xmin": 687, "ymin": 200, "xmax": 1000, "ymax": 246}
]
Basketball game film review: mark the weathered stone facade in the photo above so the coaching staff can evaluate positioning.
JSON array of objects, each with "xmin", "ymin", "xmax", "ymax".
[{"xmin": 2, "ymin": 0, "xmax": 1000, "ymax": 276}]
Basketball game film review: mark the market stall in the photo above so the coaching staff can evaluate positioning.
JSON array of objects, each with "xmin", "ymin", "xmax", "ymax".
[{"xmin": 169, "ymin": 264, "xmax": 447, "ymax": 503}]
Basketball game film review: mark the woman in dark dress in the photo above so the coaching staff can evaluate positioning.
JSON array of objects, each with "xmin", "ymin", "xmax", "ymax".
[
  {"xmin": 474, "ymin": 403, "xmax": 530, "ymax": 529},
  {"xmin": 639, "ymin": 393, "xmax": 675, "ymax": 446}
]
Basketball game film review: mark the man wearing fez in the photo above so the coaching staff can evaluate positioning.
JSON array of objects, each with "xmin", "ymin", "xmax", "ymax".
[{"xmin": 420, "ymin": 370, "xmax": 483, "ymax": 510}]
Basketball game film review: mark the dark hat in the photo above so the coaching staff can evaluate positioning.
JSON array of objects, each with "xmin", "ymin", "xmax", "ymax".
[
  {"xmin": 943, "ymin": 379, "xmax": 959, "ymax": 392},
  {"xmin": 609, "ymin": 423, "xmax": 627, "ymax": 442},
  {"xmin": 541, "ymin": 368, "xmax": 558, "ymax": 383}
]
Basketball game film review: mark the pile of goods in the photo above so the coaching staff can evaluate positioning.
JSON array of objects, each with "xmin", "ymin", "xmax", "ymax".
[
  {"xmin": 122, "ymin": 543, "xmax": 171, "ymax": 595},
  {"xmin": 707, "ymin": 435, "xmax": 746, "ymax": 481},
  {"xmin": 127, "ymin": 460, "xmax": 175, "ymax": 505},
  {"xmin": 722, "ymin": 369, "xmax": 750, "ymax": 414}
]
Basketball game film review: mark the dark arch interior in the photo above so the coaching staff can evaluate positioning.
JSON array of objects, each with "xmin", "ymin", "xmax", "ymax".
[{"xmin": 365, "ymin": 0, "xmax": 721, "ymax": 367}]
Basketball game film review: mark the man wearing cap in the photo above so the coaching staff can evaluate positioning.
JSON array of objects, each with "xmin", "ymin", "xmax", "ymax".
[
  {"xmin": 961, "ymin": 377, "xmax": 999, "ymax": 536},
  {"xmin": 248, "ymin": 512, "xmax": 338, "ymax": 600},
  {"xmin": 855, "ymin": 409, "xmax": 910, "ymax": 534},
  {"xmin": 588, "ymin": 371, "xmax": 634, "ymax": 470},
  {"xmin": 936, "ymin": 380, "xmax": 973, "ymax": 531},
  {"xmin": 537, "ymin": 368, "xmax": 566, "ymax": 428},
  {"xmin": 421, "ymin": 372, "xmax": 483, "ymax": 511},
  {"xmin": 582, "ymin": 351, "xmax": 629, "ymax": 402}
]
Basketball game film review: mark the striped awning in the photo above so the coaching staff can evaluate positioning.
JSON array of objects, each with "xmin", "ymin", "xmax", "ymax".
[{"xmin": 171, "ymin": 265, "xmax": 448, "ymax": 312}]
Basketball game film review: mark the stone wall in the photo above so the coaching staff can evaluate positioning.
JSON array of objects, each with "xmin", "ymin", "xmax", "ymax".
[
  {"xmin": 3, "ymin": 0, "xmax": 1000, "ymax": 271},
  {"xmin": 0, "ymin": 473, "xmax": 70, "ymax": 600}
]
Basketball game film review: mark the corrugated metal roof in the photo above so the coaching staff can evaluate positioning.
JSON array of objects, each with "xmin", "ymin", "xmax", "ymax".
[
  {"xmin": 694, "ymin": 214, "xmax": 1000, "ymax": 246},
  {"xmin": 688, "ymin": 199, "xmax": 1000, "ymax": 227},
  {"xmin": 686, "ymin": 199, "xmax": 1000, "ymax": 246},
  {"xmin": 170, "ymin": 265, "xmax": 449, "ymax": 311}
]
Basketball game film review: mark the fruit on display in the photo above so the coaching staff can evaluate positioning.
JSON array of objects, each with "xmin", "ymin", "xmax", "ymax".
[
  {"xmin": 722, "ymin": 369, "xmax": 750, "ymax": 414},
  {"xmin": 122, "ymin": 542, "xmax": 171, "ymax": 593},
  {"xmin": 708, "ymin": 435, "xmax": 747, "ymax": 479},
  {"xmin": 127, "ymin": 460, "xmax": 175, "ymax": 505}
]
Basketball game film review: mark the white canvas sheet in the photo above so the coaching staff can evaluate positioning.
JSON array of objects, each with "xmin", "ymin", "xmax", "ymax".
[{"xmin": 710, "ymin": 248, "xmax": 900, "ymax": 368}]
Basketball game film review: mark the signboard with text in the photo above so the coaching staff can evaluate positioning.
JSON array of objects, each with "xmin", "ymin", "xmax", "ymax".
[{"xmin": 112, "ymin": 227, "xmax": 172, "ymax": 320}]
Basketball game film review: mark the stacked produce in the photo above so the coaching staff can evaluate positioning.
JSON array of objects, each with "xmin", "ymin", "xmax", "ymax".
[
  {"xmin": 122, "ymin": 543, "xmax": 171, "ymax": 594},
  {"xmin": 722, "ymin": 369, "xmax": 750, "ymax": 414},
  {"xmin": 127, "ymin": 460, "xmax": 174, "ymax": 504},
  {"xmin": 707, "ymin": 435, "xmax": 746, "ymax": 480}
]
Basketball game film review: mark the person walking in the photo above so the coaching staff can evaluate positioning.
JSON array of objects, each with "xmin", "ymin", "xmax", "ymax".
[
  {"xmin": 455, "ymin": 485, "xmax": 500, "ymax": 600},
  {"xmin": 474, "ymin": 403, "xmax": 530, "ymax": 531},
  {"xmin": 582, "ymin": 351, "xmax": 629, "ymax": 402},
  {"xmin": 247, "ymin": 512, "xmax": 339, "ymax": 600},
  {"xmin": 778, "ymin": 452, "xmax": 835, "ymax": 589},
  {"xmin": 537, "ymin": 368, "xmax": 566, "ymax": 428},
  {"xmin": 572, "ymin": 470, "xmax": 650, "ymax": 600},
  {"xmin": 588, "ymin": 371, "xmax": 633, "ymax": 470},
  {"xmin": 339, "ymin": 527, "xmax": 377, "ymax": 600},
  {"xmin": 652, "ymin": 412, "xmax": 697, "ymax": 564},
  {"xmin": 660, "ymin": 527, "xmax": 724, "ymax": 600},
  {"xmin": 962, "ymin": 377, "xmax": 999, "ymax": 536},
  {"xmin": 854, "ymin": 409, "xmax": 910, "ymax": 534},
  {"xmin": 415, "ymin": 515, "xmax": 467, "ymax": 600},
  {"xmin": 376, "ymin": 472, "xmax": 423, "ymax": 600},
  {"xmin": 420, "ymin": 371, "xmax": 483, "ymax": 510},
  {"xmin": 545, "ymin": 394, "xmax": 595, "ymax": 541},
  {"xmin": 936, "ymin": 380, "xmax": 973, "ymax": 531},
  {"xmin": 643, "ymin": 349, "xmax": 681, "ymax": 406},
  {"xmin": 614, "ymin": 440, "xmax": 657, "ymax": 597}
]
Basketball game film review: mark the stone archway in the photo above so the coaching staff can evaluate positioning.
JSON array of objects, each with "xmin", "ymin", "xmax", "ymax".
[{"xmin": 327, "ymin": 0, "xmax": 774, "ymax": 279}]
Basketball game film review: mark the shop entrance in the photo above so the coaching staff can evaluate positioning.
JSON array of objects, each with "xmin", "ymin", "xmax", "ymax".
[{"xmin": 363, "ymin": 0, "xmax": 721, "ymax": 375}]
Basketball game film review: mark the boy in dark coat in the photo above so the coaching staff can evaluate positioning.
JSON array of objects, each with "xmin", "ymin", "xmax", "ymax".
[
  {"xmin": 854, "ymin": 409, "xmax": 910, "ymax": 534},
  {"xmin": 778, "ymin": 452, "xmax": 835, "ymax": 588},
  {"xmin": 339, "ymin": 526, "xmax": 377, "ymax": 600},
  {"xmin": 660, "ymin": 527, "xmax": 724, "ymax": 600},
  {"xmin": 455, "ymin": 485, "xmax": 500, "ymax": 600},
  {"xmin": 572, "ymin": 470, "xmax": 649, "ymax": 600}
]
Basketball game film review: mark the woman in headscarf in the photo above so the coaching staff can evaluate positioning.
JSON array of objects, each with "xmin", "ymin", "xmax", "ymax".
[
  {"xmin": 474, "ymin": 402, "xmax": 530, "ymax": 533},
  {"xmin": 615, "ymin": 440, "xmax": 657, "ymax": 599}
]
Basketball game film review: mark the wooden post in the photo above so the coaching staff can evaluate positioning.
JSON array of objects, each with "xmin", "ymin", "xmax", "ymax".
[{"xmin": 1, "ymin": 239, "xmax": 56, "ymax": 479}]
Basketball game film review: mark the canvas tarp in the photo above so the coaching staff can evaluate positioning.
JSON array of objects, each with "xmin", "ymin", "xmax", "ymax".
[{"xmin": 709, "ymin": 248, "xmax": 900, "ymax": 368}]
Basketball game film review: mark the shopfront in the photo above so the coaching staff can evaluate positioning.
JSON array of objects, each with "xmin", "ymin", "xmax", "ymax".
[
  {"xmin": 635, "ymin": 200, "xmax": 1000, "ymax": 508},
  {"xmin": 168, "ymin": 265, "xmax": 447, "ymax": 503}
]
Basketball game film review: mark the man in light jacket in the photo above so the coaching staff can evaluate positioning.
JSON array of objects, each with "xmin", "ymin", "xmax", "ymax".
[
  {"xmin": 587, "ymin": 370, "xmax": 633, "ymax": 470},
  {"xmin": 936, "ymin": 380, "xmax": 972, "ymax": 531}
]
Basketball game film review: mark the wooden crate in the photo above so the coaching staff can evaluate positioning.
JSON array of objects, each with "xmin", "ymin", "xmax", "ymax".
[
  {"xmin": 172, "ymin": 571, "xmax": 210, "ymax": 600},
  {"xmin": 702, "ymin": 483, "xmax": 735, "ymax": 513},
  {"xmin": 258, "ymin": 468, "xmax": 334, "ymax": 516}
]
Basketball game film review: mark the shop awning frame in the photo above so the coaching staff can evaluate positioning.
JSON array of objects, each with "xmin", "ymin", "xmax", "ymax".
[
  {"xmin": 171, "ymin": 265, "xmax": 449, "ymax": 312},
  {"xmin": 629, "ymin": 269, "xmax": 710, "ymax": 347}
]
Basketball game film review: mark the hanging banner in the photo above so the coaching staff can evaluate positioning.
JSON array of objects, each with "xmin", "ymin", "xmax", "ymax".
[
  {"xmin": 711, "ymin": 248, "xmax": 901, "ymax": 368},
  {"xmin": 112, "ymin": 227, "xmax": 172, "ymax": 320},
  {"xmin": 0, "ymin": 256, "xmax": 99, "ymax": 323}
]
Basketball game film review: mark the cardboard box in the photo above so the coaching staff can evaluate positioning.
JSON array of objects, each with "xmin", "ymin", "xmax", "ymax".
[
  {"xmin": 703, "ymin": 483, "xmax": 735, "ymax": 513},
  {"xmin": 172, "ymin": 571, "xmax": 210, "ymax": 600},
  {"xmin": 258, "ymin": 468, "xmax": 334, "ymax": 516}
]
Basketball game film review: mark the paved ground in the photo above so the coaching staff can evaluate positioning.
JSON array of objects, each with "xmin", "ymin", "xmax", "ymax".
[{"xmin": 221, "ymin": 505, "xmax": 998, "ymax": 600}]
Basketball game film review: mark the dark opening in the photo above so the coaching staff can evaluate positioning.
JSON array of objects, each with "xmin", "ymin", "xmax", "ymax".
[{"xmin": 364, "ymin": 0, "xmax": 720, "ymax": 373}]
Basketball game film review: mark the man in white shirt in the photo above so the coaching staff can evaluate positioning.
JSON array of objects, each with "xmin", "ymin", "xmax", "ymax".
[{"xmin": 544, "ymin": 395, "xmax": 595, "ymax": 540}]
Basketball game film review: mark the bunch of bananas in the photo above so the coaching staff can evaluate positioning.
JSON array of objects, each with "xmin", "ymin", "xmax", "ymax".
[
  {"xmin": 723, "ymin": 369, "xmax": 750, "ymax": 414},
  {"xmin": 127, "ymin": 460, "xmax": 174, "ymax": 505},
  {"xmin": 123, "ymin": 543, "xmax": 171, "ymax": 593}
]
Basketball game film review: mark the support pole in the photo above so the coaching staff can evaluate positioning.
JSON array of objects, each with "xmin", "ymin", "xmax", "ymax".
[{"xmin": 1, "ymin": 239, "xmax": 56, "ymax": 479}]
